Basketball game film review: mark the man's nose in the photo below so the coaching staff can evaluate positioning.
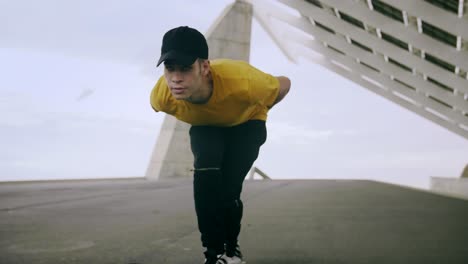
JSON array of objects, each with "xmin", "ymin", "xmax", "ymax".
[{"xmin": 171, "ymin": 72, "xmax": 183, "ymax": 83}]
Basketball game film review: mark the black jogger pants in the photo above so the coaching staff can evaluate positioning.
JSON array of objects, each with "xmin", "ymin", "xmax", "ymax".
[{"xmin": 189, "ymin": 120, "xmax": 267, "ymax": 254}]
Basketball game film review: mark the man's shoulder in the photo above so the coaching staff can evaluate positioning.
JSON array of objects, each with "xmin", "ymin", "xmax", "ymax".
[
  {"xmin": 155, "ymin": 75, "xmax": 167, "ymax": 87},
  {"xmin": 211, "ymin": 59, "xmax": 251, "ymax": 73},
  {"xmin": 211, "ymin": 58, "xmax": 249, "ymax": 66},
  {"xmin": 151, "ymin": 76, "xmax": 170, "ymax": 102}
]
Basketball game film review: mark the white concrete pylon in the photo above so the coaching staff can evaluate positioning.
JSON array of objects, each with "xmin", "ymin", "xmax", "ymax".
[{"xmin": 145, "ymin": 0, "xmax": 253, "ymax": 180}]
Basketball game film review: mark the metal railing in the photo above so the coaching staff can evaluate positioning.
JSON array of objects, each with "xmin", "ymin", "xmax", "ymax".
[{"xmin": 247, "ymin": 166, "xmax": 271, "ymax": 180}]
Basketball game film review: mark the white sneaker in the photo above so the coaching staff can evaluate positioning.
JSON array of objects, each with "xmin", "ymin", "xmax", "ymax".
[
  {"xmin": 204, "ymin": 254, "xmax": 225, "ymax": 264},
  {"xmin": 221, "ymin": 254, "xmax": 244, "ymax": 264},
  {"xmin": 222, "ymin": 244, "xmax": 245, "ymax": 264}
]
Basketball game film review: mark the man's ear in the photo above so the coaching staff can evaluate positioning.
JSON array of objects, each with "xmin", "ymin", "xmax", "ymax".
[{"xmin": 202, "ymin": 59, "xmax": 210, "ymax": 75}]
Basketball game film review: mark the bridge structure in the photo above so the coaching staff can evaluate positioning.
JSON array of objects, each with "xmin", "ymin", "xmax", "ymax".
[{"xmin": 145, "ymin": 0, "xmax": 468, "ymax": 198}]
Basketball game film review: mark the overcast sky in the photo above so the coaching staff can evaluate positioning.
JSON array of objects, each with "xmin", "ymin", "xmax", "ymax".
[{"xmin": 1, "ymin": 0, "xmax": 467, "ymax": 189}]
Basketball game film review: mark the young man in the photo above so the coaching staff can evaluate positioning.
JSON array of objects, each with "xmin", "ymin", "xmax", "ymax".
[{"xmin": 150, "ymin": 26, "xmax": 291, "ymax": 264}]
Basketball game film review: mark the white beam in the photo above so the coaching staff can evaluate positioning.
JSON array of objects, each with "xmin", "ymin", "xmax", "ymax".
[
  {"xmin": 273, "ymin": 0, "xmax": 468, "ymax": 94},
  {"xmin": 252, "ymin": 8, "xmax": 297, "ymax": 63},
  {"xmin": 299, "ymin": 44, "xmax": 468, "ymax": 140},
  {"xmin": 250, "ymin": 0, "xmax": 468, "ymax": 139},
  {"xmin": 384, "ymin": 0, "xmax": 468, "ymax": 40},
  {"xmin": 303, "ymin": 0, "xmax": 468, "ymax": 71}
]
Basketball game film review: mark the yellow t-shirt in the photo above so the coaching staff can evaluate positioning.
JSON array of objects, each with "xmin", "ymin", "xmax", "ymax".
[{"xmin": 150, "ymin": 59, "xmax": 280, "ymax": 127}]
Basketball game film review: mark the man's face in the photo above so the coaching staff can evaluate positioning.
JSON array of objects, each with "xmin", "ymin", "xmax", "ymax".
[{"xmin": 163, "ymin": 60, "xmax": 204, "ymax": 100}]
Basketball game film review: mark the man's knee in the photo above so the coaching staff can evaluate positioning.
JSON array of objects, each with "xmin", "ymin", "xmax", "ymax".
[
  {"xmin": 193, "ymin": 168, "xmax": 222, "ymax": 207},
  {"xmin": 193, "ymin": 155, "xmax": 223, "ymax": 170},
  {"xmin": 194, "ymin": 167, "xmax": 221, "ymax": 172},
  {"xmin": 193, "ymin": 167, "xmax": 222, "ymax": 180}
]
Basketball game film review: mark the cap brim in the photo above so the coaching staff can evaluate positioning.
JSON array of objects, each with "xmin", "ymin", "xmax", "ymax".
[{"xmin": 156, "ymin": 50, "xmax": 197, "ymax": 67}]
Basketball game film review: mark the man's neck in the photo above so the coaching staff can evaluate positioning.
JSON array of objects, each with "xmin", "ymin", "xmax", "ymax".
[{"xmin": 186, "ymin": 73, "xmax": 213, "ymax": 104}]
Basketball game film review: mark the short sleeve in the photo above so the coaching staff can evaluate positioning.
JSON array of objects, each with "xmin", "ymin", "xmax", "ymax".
[
  {"xmin": 150, "ymin": 77, "xmax": 164, "ymax": 111},
  {"xmin": 150, "ymin": 76, "xmax": 177, "ymax": 114},
  {"xmin": 247, "ymin": 64, "xmax": 280, "ymax": 108}
]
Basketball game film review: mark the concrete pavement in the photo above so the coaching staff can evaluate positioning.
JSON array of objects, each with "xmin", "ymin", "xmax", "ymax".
[{"xmin": 1, "ymin": 179, "xmax": 468, "ymax": 263}]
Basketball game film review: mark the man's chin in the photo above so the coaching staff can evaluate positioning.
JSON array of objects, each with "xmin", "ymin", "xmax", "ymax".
[{"xmin": 172, "ymin": 94, "xmax": 187, "ymax": 100}]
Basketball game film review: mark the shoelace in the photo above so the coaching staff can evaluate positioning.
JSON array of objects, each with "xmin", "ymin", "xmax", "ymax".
[
  {"xmin": 226, "ymin": 247, "xmax": 242, "ymax": 258},
  {"xmin": 206, "ymin": 255, "xmax": 227, "ymax": 264},
  {"xmin": 217, "ymin": 258, "xmax": 228, "ymax": 264}
]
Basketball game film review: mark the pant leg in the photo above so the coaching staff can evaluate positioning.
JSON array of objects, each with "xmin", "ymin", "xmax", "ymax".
[
  {"xmin": 221, "ymin": 120, "xmax": 267, "ymax": 246},
  {"xmin": 189, "ymin": 125, "xmax": 226, "ymax": 254}
]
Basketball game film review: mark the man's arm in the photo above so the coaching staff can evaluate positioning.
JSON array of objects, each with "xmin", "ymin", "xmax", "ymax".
[{"xmin": 270, "ymin": 76, "xmax": 291, "ymax": 108}]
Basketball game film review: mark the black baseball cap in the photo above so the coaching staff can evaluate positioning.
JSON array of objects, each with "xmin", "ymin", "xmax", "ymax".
[{"xmin": 157, "ymin": 26, "xmax": 209, "ymax": 67}]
